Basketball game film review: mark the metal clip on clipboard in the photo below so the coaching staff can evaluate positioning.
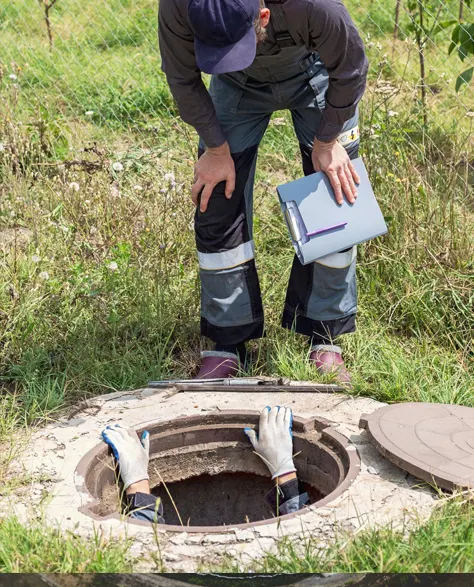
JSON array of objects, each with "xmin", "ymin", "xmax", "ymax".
[{"xmin": 283, "ymin": 201, "xmax": 310, "ymax": 246}]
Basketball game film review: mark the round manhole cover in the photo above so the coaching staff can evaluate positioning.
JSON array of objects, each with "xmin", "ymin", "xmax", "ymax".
[
  {"xmin": 360, "ymin": 402, "xmax": 474, "ymax": 491},
  {"xmin": 76, "ymin": 410, "xmax": 360, "ymax": 532}
]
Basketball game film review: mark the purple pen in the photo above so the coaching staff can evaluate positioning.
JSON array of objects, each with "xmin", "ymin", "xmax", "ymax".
[{"xmin": 307, "ymin": 222, "xmax": 347, "ymax": 238}]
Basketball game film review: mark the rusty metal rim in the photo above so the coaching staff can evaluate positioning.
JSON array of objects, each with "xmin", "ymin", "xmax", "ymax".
[{"xmin": 75, "ymin": 410, "xmax": 361, "ymax": 533}]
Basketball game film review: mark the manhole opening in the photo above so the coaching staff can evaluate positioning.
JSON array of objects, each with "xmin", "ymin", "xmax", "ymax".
[
  {"xmin": 152, "ymin": 472, "xmax": 323, "ymax": 527},
  {"xmin": 76, "ymin": 411, "xmax": 360, "ymax": 532}
]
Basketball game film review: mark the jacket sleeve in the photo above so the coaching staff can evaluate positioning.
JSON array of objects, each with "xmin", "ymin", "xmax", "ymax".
[
  {"xmin": 158, "ymin": 0, "xmax": 227, "ymax": 148},
  {"xmin": 307, "ymin": 0, "xmax": 369, "ymax": 142},
  {"xmin": 127, "ymin": 492, "xmax": 165, "ymax": 524},
  {"xmin": 266, "ymin": 478, "xmax": 310, "ymax": 515}
]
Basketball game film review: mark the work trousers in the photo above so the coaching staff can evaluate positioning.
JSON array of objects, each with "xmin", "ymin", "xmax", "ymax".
[{"xmin": 195, "ymin": 53, "xmax": 360, "ymax": 346}]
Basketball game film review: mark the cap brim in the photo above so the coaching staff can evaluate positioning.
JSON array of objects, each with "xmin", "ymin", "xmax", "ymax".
[{"xmin": 195, "ymin": 26, "xmax": 257, "ymax": 75}]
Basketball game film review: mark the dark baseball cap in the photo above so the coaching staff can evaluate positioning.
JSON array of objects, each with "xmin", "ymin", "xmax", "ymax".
[{"xmin": 188, "ymin": 0, "xmax": 260, "ymax": 75}]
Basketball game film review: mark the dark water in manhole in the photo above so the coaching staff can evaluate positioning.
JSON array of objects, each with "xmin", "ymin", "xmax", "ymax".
[{"xmin": 151, "ymin": 471, "xmax": 323, "ymax": 526}]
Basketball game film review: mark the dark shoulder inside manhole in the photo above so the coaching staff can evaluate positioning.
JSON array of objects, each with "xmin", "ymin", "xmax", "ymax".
[{"xmin": 75, "ymin": 411, "xmax": 360, "ymax": 532}]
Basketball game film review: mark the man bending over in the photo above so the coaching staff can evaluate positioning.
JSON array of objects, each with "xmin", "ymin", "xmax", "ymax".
[{"xmin": 158, "ymin": 0, "xmax": 368, "ymax": 384}]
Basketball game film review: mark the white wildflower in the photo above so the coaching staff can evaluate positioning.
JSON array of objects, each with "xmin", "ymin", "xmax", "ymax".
[
  {"xmin": 163, "ymin": 172, "xmax": 175, "ymax": 182},
  {"xmin": 39, "ymin": 271, "xmax": 49, "ymax": 281},
  {"xmin": 112, "ymin": 162, "xmax": 124, "ymax": 172},
  {"xmin": 85, "ymin": 110, "xmax": 94, "ymax": 116},
  {"xmin": 133, "ymin": 185, "xmax": 143, "ymax": 191},
  {"xmin": 68, "ymin": 181, "xmax": 80, "ymax": 191},
  {"xmin": 110, "ymin": 185, "xmax": 121, "ymax": 198},
  {"xmin": 388, "ymin": 111, "xmax": 399, "ymax": 117},
  {"xmin": 32, "ymin": 255, "xmax": 41, "ymax": 263},
  {"xmin": 90, "ymin": 226, "xmax": 98, "ymax": 235},
  {"xmin": 8, "ymin": 74, "xmax": 17, "ymax": 81},
  {"xmin": 107, "ymin": 261, "xmax": 118, "ymax": 271},
  {"xmin": 84, "ymin": 199, "xmax": 91, "ymax": 205}
]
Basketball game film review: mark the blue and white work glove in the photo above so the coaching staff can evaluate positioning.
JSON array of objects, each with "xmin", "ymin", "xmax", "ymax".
[
  {"xmin": 244, "ymin": 406, "xmax": 296, "ymax": 480},
  {"xmin": 102, "ymin": 424, "xmax": 150, "ymax": 490}
]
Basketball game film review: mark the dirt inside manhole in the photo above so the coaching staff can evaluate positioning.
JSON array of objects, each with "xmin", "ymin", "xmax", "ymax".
[{"xmin": 76, "ymin": 411, "xmax": 360, "ymax": 532}]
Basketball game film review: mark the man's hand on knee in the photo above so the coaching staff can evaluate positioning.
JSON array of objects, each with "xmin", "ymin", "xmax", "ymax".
[
  {"xmin": 312, "ymin": 139, "xmax": 360, "ymax": 205},
  {"xmin": 244, "ymin": 406, "xmax": 297, "ymax": 480},
  {"xmin": 192, "ymin": 141, "xmax": 236, "ymax": 213},
  {"xmin": 102, "ymin": 424, "xmax": 150, "ymax": 494}
]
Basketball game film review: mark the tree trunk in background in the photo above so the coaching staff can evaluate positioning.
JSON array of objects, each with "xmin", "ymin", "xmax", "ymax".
[
  {"xmin": 394, "ymin": 0, "xmax": 402, "ymax": 40},
  {"xmin": 41, "ymin": 0, "xmax": 58, "ymax": 51},
  {"xmin": 416, "ymin": 0, "xmax": 428, "ymax": 127}
]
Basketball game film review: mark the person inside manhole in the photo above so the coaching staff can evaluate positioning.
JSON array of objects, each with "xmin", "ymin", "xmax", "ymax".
[{"xmin": 102, "ymin": 406, "xmax": 309, "ymax": 523}]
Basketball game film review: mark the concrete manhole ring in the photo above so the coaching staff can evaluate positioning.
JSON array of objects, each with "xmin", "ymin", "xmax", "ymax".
[
  {"xmin": 3, "ymin": 389, "xmax": 440, "ymax": 571},
  {"xmin": 76, "ymin": 411, "xmax": 361, "ymax": 531}
]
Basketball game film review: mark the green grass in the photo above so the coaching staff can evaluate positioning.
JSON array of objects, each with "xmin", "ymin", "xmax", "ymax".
[
  {"xmin": 0, "ymin": 0, "xmax": 473, "ymax": 573},
  {"xmin": 218, "ymin": 498, "xmax": 474, "ymax": 573},
  {"xmin": 0, "ymin": 516, "xmax": 133, "ymax": 572},
  {"xmin": 1, "ymin": 0, "xmax": 175, "ymax": 132}
]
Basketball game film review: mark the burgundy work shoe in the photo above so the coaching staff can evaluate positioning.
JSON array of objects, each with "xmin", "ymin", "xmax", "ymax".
[
  {"xmin": 309, "ymin": 345, "xmax": 352, "ymax": 386},
  {"xmin": 195, "ymin": 351, "xmax": 239, "ymax": 379}
]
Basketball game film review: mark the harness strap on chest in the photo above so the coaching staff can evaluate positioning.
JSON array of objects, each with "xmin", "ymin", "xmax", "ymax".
[{"xmin": 261, "ymin": 0, "xmax": 297, "ymax": 50}]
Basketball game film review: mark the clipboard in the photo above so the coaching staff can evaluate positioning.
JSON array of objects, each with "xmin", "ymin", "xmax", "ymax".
[{"xmin": 277, "ymin": 157, "xmax": 388, "ymax": 265}]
